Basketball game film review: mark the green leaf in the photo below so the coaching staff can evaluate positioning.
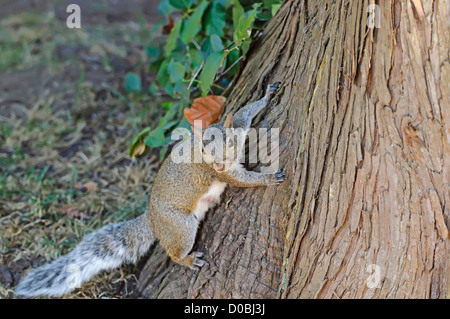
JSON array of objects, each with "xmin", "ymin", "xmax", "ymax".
[
  {"xmin": 148, "ymin": 82, "xmax": 159, "ymax": 94},
  {"xmin": 144, "ymin": 127, "xmax": 169, "ymax": 148},
  {"xmin": 167, "ymin": 60, "xmax": 186, "ymax": 83},
  {"xmin": 180, "ymin": 1, "xmax": 209, "ymax": 44},
  {"xmin": 157, "ymin": 59, "xmax": 170, "ymax": 86},
  {"xmin": 162, "ymin": 120, "xmax": 178, "ymax": 131},
  {"xmin": 165, "ymin": 82, "xmax": 187, "ymax": 98},
  {"xmin": 188, "ymin": 48, "xmax": 204, "ymax": 70},
  {"xmin": 162, "ymin": 101, "xmax": 175, "ymax": 110},
  {"xmin": 166, "ymin": 19, "xmax": 182, "ymax": 56},
  {"xmin": 209, "ymin": 34, "xmax": 224, "ymax": 51},
  {"xmin": 233, "ymin": 3, "xmax": 261, "ymax": 46},
  {"xmin": 146, "ymin": 45, "xmax": 161, "ymax": 62},
  {"xmin": 201, "ymin": 34, "xmax": 224, "ymax": 60},
  {"xmin": 176, "ymin": 116, "xmax": 192, "ymax": 130},
  {"xmin": 169, "ymin": 0, "xmax": 194, "ymax": 10},
  {"xmin": 144, "ymin": 107, "xmax": 179, "ymax": 148},
  {"xmin": 158, "ymin": 0, "xmax": 175, "ymax": 16},
  {"xmin": 199, "ymin": 51, "xmax": 225, "ymax": 96},
  {"xmin": 165, "ymin": 83, "xmax": 176, "ymax": 98},
  {"xmin": 256, "ymin": 12, "xmax": 272, "ymax": 20},
  {"xmin": 263, "ymin": 0, "xmax": 282, "ymax": 9},
  {"xmin": 218, "ymin": 0, "xmax": 233, "ymax": 9},
  {"xmin": 225, "ymin": 46, "xmax": 240, "ymax": 75},
  {"xmin": 271, "ymin": 3, "xmax": 281, "ymax": 16},
  {"xmin": 124, "ymin": 73, "xmax": 142, "ymax": 92},
  {"xmin": 159, "ymin": 144, "xmax": 169, "ymax": 161},
  {"xmin": 179, "ymin": 82, "xmax": 191, "ymax": 108},
  {"xmin": 231, "ymin": 0, "xmax": 244, "ymax": 30},
  {"xmin": 240, "ymin": 38, "xmax": 251, "ymax": 57},
  {"xmin": 204, "ymin": 2, "xmax": 226, "ymax": 37}
]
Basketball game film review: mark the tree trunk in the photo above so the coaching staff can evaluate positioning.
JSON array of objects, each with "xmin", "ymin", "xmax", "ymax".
[{"xmin": 138, "ymin": 0, "xmax": 449, "ymax": 298}]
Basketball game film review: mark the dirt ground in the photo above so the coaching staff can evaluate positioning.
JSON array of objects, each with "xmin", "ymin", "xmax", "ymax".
[{"xmin": 0, "ymin": 0, "xmax": 166, "ymax": 298}]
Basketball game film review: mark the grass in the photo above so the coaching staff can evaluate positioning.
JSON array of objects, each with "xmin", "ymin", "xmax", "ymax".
[{"xmin": 0, "ymin": 2, "xmax": 165, "ymax": 298}]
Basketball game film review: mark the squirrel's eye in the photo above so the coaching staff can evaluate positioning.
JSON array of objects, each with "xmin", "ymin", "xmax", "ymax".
[{"xmin": 228, "ymin": 139, "xmax": 234, "ymax": 148}]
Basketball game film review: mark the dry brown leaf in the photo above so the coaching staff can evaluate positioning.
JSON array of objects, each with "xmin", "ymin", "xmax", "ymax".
[
  {"xmin": 74, "ymin": 180, "xmax": 98, "ymax": 192},
  {"xmin": 130, "ymin": 140, "xmax": 148, "ymax": 159},
  {"xmin": 162, "ymin": 16, "xmax": 175, "ymax": 34},
  {"xmin": 62, "ymin": 205, "xmax": 89, "ymax": 220},
  {"xmin": 184, "ymin": 95, "xmax": 226, "ymax": 129},
  {"xmin": 83, "ymin": 180, "xmax": 98, "ymax": 192}
]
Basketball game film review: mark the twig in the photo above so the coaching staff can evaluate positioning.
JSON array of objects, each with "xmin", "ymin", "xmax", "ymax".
[
  {"xmin": 188, "ymin": 61, "xmax": 204, "ymax": 90},
  {"xmin": 218, "ymin": 55, "xmax": 243, "ymax": 80},
  {"xmin": 223, "ymin": 42, "xmax": 236, "ymax": 51},
  {"xmin": 192, "ymin": 39, "xmax": 202, "ymax": 51},
  {"xmin": 212, "ymin": 83, "xmax": 225, "ymax": 90}
]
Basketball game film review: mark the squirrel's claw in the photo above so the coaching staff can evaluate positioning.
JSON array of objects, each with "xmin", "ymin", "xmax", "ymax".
[
  {"xmin": 190, "ymin": 251, "xmax": 206, "ymax": 270},
  {"xmin": 272, "ymin": 168, "xmax": 287, "ymax": 185},
  {"xmin": 266, "ymin": 81, "xmax": 280, "ymax": 96}
]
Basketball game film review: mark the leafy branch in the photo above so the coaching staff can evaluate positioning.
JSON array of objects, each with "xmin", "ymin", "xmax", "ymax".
[{"xmin": 128, "ymin": 0, "xmax": 282, "ymax": 159}]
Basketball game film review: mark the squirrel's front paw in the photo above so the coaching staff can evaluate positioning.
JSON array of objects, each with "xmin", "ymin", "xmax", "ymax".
[
  {"xmin": 190, "ymin": 251, "xmax": 206, "ymax": 270},
  {"xmin": 270, "ymin": 168, "xmax": 287, "ymax": 185},
  {"xmin": 266, "ymin": 81, "xmax": 280, "ymax": 96}
]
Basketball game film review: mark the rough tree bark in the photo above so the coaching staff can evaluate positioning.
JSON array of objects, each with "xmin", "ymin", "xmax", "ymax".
[{"xmin": 138, "ymin": 0, "xmax": 449, "ymax": 298}]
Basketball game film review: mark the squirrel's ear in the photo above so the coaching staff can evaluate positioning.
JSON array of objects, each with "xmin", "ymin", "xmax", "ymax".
[
  {"xmin": 192, "ymin": 126, "xmax": 203, "ymax": 140},
  {"xmin": 224, "ymin": 113, "xmax": 233, "ymax": 128}
]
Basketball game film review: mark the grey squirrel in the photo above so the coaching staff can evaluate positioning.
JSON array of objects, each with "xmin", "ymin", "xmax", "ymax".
[{"xmin": 15, "ymin": 82, "xmax": 286, "ymax": 297}]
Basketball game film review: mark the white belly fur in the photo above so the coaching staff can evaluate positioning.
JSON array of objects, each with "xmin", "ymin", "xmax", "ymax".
[{"xmin": 192, "ymin": 180, "xmax": 227, "ymax": 221}]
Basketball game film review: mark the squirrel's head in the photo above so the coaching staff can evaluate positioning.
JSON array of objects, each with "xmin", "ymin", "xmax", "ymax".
[{"xmin": 192, "ymin": 113, "xmax": 242, "ymax": 173}]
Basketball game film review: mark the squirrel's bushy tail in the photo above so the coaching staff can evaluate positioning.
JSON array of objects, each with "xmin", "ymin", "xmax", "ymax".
[{"xmin": 15, "ymin": 214, "xmax": 155, "ymax": 297}]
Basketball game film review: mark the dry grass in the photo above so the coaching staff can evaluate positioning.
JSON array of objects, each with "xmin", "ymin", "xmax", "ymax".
[{"xmin": 0, "ymin": 1, "xmax": 165, "ymax": 298}]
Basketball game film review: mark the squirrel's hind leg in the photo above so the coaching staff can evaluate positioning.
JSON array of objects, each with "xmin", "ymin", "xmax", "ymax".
[
  {"xmin": 171, "ymin": 251, "xmax": 205, "ymax": 270},
  {"xmin": 153, "ymin": 208, "xmax": 206, "ymax": 270}
]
